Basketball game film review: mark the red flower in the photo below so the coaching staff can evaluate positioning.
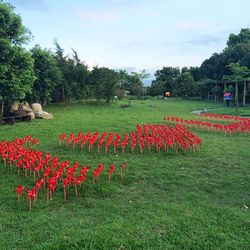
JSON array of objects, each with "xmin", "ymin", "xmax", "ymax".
[
  {"xmin": 26, "ymin": 188, "xmax": 36, "ymax": 210},
  {"xmin": 88, "ymin": 132, "xmax": 99, "ymax": 152},
  {"xmin": 120, "ymin": 133, "xmax": 128, "ymax": 153},
  {"xmin": 72, "ymin": 177, "xmax": 81, "ymax": 199},
  {"xmin": 97, "ymin": 132, "xmax": 106, "ymax": 152},
  {"xmin": 59, "ymin": 133, "xmax": 66, "ymax": 140},
  {"xmin": 27, "ymin": 188, "xmax": 36, "ymax": 200},
  {"xmin": 120, "ymin": 163, "xmax": 126, "ymax": 179},
  {"xmin": 32, "ymin": 139, "xmax": 39, "ymax": 145},
  {"xmin": 80, "ymin": 166, "xmax": 89, "ymax": 175},
  {"xmin": 15, "ymin": 185, "xmax": 25, "ymax": 201},
  {"xmin": 97, "ymin": 163, "xmax": 104, "ymax": 172},
  {"xmin": 62, "ymin": 177, "xmax": 70, "ymax": 200},
  {"xmin": 108, "ymin": 165, "xmax": 115, "ymax": 183},
  {"xmin": 113, "ymin": 134, "xmax": 121, "ymax": 153},
  {"xmin": 105, "ymin": 133, "xmax": 113, "ymax": 153},
  {"xmin": 35, "ymin": 179, "xmax": 44, "ymax": 190}
]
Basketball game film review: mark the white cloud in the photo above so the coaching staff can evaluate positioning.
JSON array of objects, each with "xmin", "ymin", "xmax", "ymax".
[
  {"xmin": 175, "ymin": 21, "xmax": 214, "ymax": 31},
  {"xmin": 78, "ymin": 10, "xmax": 118, "ymax": 21}
]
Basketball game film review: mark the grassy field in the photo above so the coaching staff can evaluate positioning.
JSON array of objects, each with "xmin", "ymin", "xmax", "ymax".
[{"xmin": 0, "ymin": 99, "xmax": 249, "ymax": 250}]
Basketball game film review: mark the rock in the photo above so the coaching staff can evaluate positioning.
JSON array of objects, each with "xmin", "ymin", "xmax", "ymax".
[
  {"xmin": 28, "ymin": 112, "xmax": 35, "ymax": 119},
  {"xmin": 10, "ymin": 101, "xmax": 19, "ymax": 113},
  {"xmin": 35, "ymin": 111, "xmax": 53, "ymax": 119},
  {"xmin": 23, "ymin": 105, "xmax": 33, "ymax": 113},
  {"xmin": 13, "ymin": 104, "xmax": 29, "ymax": 116},
  {"xmin": 31, "ymin": 103, "xmax": 43, "ymax": 113}
]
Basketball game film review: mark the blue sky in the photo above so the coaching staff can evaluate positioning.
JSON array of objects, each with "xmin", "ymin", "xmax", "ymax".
[{"xmin": 6, "ymin": 0, "xmax": 250, "ymax": 75}]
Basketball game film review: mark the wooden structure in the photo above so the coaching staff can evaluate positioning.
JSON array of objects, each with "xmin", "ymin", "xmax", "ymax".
[{"xmin": 0, "ymin": 114, "xmax": 32, "ymax": 125}]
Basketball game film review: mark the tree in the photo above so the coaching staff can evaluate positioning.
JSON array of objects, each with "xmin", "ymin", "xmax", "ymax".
[
  {"xmin": 116, "ymin": 70, "xmax": 130, "ymax": 91},
  {"xmin": 29, "ymin": 45, "xmax": 62, "ymax": 105},
  {"xmin": 194, "ymin": 78, "xmax": 214, "ymax": 100},
  {"xmin": 148, "ymin": 80, "xmax": 166, "ymax": 96},
  {"xmin": 53, "ymin": 41, "xmax": 90, "ymax": 102},
  {"xmin": 148, "ymin": 67, "xmax": 180, "ymax": 97},
  {"xmin": 71, "ymin": 49, "xmax": 89, "ymax": 99},
  {"xmin": 223, "ymin": 63, "xmax": 250, "ymax": 81},
  {"xmin": 200, "ymin": 29, "xmax": 250, "ymax": 81},
  {"xmin": 87, "ymin": 67, "xmax": 119, "ymax": 103},
  {"xmin": 173, "ymin": 71, "xmax": 194, "ymax": 97},
  {"xmin": 223, "ymin": 63, "xmax": 250, "ymax": 107},
  {"xmin": 154, "ymin": 67, "xmax": 180, "ymax": 82},
  {"xmin": 129, "ymin": 73, "xmax": 144, "ymax": 97},
  {"xmin": 227, "ymin": 28, "xmax": 250, "ymax": 48},
  {"xmin": 53, "ymin": 40, "xmax": 70, "ymax": 102},
  {"xmin": 0, "ymin": 2, "xmax": 35, "ymax": 116},
  {"xmin": 189, "ymin": 66, "xmax": 202, "ymax": 81}
]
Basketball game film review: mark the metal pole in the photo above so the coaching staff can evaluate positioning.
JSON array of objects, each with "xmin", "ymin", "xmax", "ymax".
[
  {"xmin": 224, "ymin": 81, "xmax": 226, "ymax": 103},
  {"xmin": 235, "ymin": 82, "xmax": 239, "ymax": 115}
]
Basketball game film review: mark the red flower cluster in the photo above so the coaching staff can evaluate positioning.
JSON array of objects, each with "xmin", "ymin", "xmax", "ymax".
[
  {"xmin": 164, "ymin": 114, "xmax": 250, "ymax": 134},
  {"xmin": 59, "ymin": 123, "xmax": 202, "ymax": 154},
  {"xmin": 0, "ymin": 137, "xmax": 126, "ymax": 210}
]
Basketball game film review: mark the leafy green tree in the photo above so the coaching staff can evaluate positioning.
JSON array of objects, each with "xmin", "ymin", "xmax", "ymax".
[
  {"xmin": 200, "ymin": 52, "xmax": 228, "ymax": 80},
  {"xmin": 148, "ymin": 80, "xmax": 165, "ymax": 96},
  {"xmin": 116, "ymin": 70, "xmax": 130, "ymax": 91},
  {"xmin": 173, "ymin": 71, "xmax": 194, "ymax": 97},
  {"xmin": 194, "ymin": 78, "xmax": 214, "ymax": 100},
  {"xmin": 200, "ymin": 28, "xmax": 250, "ymax": 80},
  {"xmin": 154, "ymin": 67, "xmax": 180, "ymax": 82},
  {"xmin": 223, "ymin": 63, "xmax": 250, "ymax": 81},
  {"xmin": 189, "ymin": 66, "xmax": 202, "ymax": 81},
  {"xmin": 114, "ymin": 70, "xmax": 131, "ymax": 99},
  {"xmin": 0, "ymin": 2, "xmax": 35, "ymax": 116},
  {"xmin": 223, "ymin": 63, "xmax": 250, "ymax": 106},
  {"xmin": 129, "ymin": 73, "xmax": 144, "ymax": 97},
  {"xmin": 148, "ymin": 67, "xmax": 180, "ymax": 97},
  {"xmin": 53, "ymin": 41, "xmax": 90, "ymax": 102},
  {"xmin": 71, "ymin": 49, "xmax": 89, "ymax": 99},
  {"xmin": 53, "ymin": 41, "xmax": 70, "ymax": 102},
  {"xmin": 29, "ymin": 45, "xmax": 63, "ymax": 105},
  {"xmin": 87, "ymin": 67, "xmax": 119, "ymax": 103},
  {"xmin": 227, "ymin": 28, "xmax": 250, "ymax": 48}
]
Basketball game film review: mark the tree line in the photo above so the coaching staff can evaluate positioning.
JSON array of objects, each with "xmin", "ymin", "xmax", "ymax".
[
  {"xmin": 148, "ymin": 28, "xmax": 250, "ymax": 102},
  {"xmin": 1, "ymin": 1, "xmax": 250, "ymax": 117},
  {"xmin": 0, "ymin": 2, "xmax": 148, "ymax": 116}
]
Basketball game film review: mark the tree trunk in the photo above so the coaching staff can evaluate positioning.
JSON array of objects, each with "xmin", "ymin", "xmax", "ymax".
[
  {"xmin": 243, "ymin": 81, "xmax": 246, "ymax": 107},
  {"xmin": 0, "ymin": 100, "xmax": 4, "ymax": 118},
  {"xmin": 62, "ymin": 86, "xmax": 65, "ymax": 101}
]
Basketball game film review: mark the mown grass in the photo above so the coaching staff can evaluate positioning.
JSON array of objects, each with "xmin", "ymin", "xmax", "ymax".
[{"xmin": 0, "ymin": 99, "xmax": 249, "ymax": 250}]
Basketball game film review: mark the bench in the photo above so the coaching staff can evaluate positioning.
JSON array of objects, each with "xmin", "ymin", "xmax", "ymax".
[{"xmin": 0, "ymin": 114, "xmax": 32, "ymax": 125}]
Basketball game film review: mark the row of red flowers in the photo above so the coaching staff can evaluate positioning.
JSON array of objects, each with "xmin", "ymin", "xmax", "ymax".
[
  {"xmin": 0, "ymin": 136, "xmax": 126, "ymax": 210},
  {"xmin": 198, "ymin": 113, "xmax": 250, "ymax": 123},
  {"xmin": 58, "ymin": 123, "xmax": 202, "ymax": 154},
  {"xmin": 164, "ymin": 114, "xmax": 250, "ymax": 134}
]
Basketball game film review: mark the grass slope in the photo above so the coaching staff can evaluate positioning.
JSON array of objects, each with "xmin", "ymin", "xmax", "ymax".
[{"xmin": 0, "ymin": 99, "xmax": 249, "ymax": 250}]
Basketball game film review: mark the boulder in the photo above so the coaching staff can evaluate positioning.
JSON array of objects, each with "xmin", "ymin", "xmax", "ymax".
[
  {"xmin": 13, "ymin": 103, "xmax": 35, "ymax": 119},
  {"xmin": 35, "ymin": 111, "xmax": 53, "ymax": 119},
  {"xmin": 28, "ymin": 112, "xmax": 35, "ymax": 119},
  {"xmin": 31, "ymin": 103, "xmax": 53, "ymax": 119},
  {"xmin": 31, "ymin": 103, "xmax": 43, "ymax": 113},
  {"xmin": 10, "ymin": 101, "xmax": 19, "ymax": 113}
]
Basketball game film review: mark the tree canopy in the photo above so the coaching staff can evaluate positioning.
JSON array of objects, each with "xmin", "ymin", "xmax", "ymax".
[
  {"xmin": 1, "ymin": 0, "xmax": 250, "ymax": 110},
  {"xmin": 0, "ymin": 1, "xmax": 35, "ymax": 116}
]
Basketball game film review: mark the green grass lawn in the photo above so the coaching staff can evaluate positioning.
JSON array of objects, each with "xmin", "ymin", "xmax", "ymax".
[{"xmin": 0, "ymin": 99, "xmax": 249, "ymax": 250}]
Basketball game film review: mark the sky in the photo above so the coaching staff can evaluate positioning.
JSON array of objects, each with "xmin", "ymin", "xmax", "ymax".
[{"xmin": 5, "ymin": 0, "xmax": 250, "ymax": 78}]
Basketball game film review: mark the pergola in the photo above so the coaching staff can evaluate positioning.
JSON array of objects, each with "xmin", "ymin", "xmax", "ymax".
[{"xmin": 210, "ymin": 80, "xmax": 248, "ymax": 108}]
